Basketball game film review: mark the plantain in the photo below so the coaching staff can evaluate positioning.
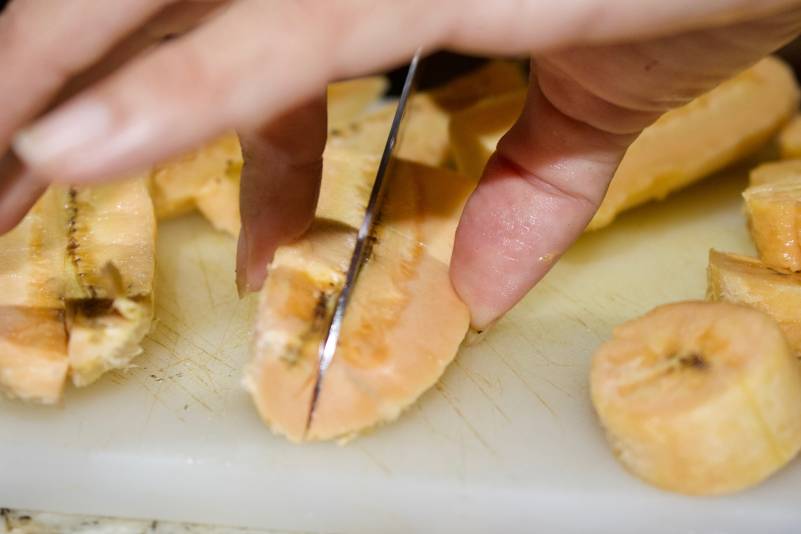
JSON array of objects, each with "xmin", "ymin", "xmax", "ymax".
[
  {"xmin": 448, "ymin": 57, "xmax": 800, "ymax": 229},
  {"xmin": 148, "ymin": 76, "xmax": 389, "ymax": 235},
  {"xmin": 245, "ymin": 148, "xmax": 474, "ymax": 442},
  {"xmin": 743, "ymin": 169, "xmax": 801, "ymax": 271},
  {"xmin": 329, "ymin": 61, "xmax": 526, "ymax": 168},
  {"xmin": 61, "ymin": 179, "xmax": 156, "ymax": 387},
  {"xmin": 779, "ymin": 114, "xmax": 801, "ymax": 159},
  {"xmin": 0, "ymin": 179, "xmax": 156, "ymax": 402},
  {"xmin": 749, "ymin": 159, "xmax": 801, "ymax": 187},
  {"xmin": 707, "ymin": 250, "xmax": 801, "ymax": 354},
  {"xmin": 0, "ymin": 190, "xmax": 69, "ymax": 403},
  {"xmin": 591, "ymin": 301, "xmax": 801, "ymax": 495}
]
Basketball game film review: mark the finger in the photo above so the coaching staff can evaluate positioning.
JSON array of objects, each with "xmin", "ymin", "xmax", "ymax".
[
  {"xmin": 236, "ymin": 95, "xmax": 327, "ymax": 295},
  {"xmin": 450, "ymin": 77, "xmax": 632, "ymax": 330},
  {"xmin": 0, "ymin": 0, "xmax": 173, "ymax": 149},
  {"xmin": 14, "ymin": 0, "xmax": 801, "ymax": 186},
  {"xmin": 0, "ymin": 154, "xmax": 46, "ymax": 234},
  {"xmin": 450, "ymin": 12, "xmax": 801, "ymax": 329}
]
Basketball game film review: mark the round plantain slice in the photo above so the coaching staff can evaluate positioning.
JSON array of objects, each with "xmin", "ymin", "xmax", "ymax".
[{"xmin": 591, "ymin": 301, "xmax": 801, "ymax": 495}]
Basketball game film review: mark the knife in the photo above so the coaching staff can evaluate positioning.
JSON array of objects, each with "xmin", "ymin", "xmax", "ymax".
[{"xmin": 305, "ymin": 49, "xmax": 423, "ymax": 434}]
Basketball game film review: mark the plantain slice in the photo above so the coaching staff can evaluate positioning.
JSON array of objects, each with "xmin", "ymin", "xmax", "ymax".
[
  {"xmin": 707, "ymin": 250, "xmax": 801, "ymax": 353},
  {"xmin": 0, "ymin": 179, "xmax": 156, "ymax": 401},
  {"xmin": 148, "ymin": 76, "xmax": 389, "ymax": 235},
  {"xmin": 448, "ymin": 57, "xmax": 800, "ymax": 229},
  {"xmin": 749, "ymin": 159, "xmax": 801, "ymax": 187},
  {"xmin": 245, "ymin": 149, "xmax": 473, "ymax": 442},
  {"xmin": 149, "ymin": 132, "xmax": 243, "ymax": 223},
  {"xmin": 743, "ymin": 171, "xmax": 801, "ymax": 271},
  {"xmin": 329, "ymin": 61, "xmax": 526, "ymax": 168},
  {"xmin": 779, "ymin": 114, "xmax": 801, "ymax": 159},
  {"xmin": 591, "ymin": 301, "xmax": 801, "ymax": 495},
  {"xmin": 327, "ymin": 76, "xmax": 389, "ymax": 128},
  {"xmin": 0, "ymin": 190, "xmax": 69, "ymax": 402}
]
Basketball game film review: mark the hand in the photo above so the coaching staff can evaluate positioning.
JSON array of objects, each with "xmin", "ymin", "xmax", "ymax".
[{"xmin": 2, "ymin": 1, "xmax": 801, "ymax": 329}]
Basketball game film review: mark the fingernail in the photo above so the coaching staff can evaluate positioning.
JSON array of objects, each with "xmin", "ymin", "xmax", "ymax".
[
  {"xmin": 13, "ymin": 100, "xmax": 112, "ymax": 168},
  {"xmin": 236, "ymin": 230, "xmax": 249, "ymax": 298}
]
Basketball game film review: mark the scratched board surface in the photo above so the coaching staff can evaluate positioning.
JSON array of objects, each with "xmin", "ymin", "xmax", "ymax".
[{"xmin": 3, "ymin": 164, "xmax": 801, "ymax": 534}]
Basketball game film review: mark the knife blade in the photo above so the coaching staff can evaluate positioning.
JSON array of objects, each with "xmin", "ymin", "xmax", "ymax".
[{"xmin": 305, "ymin": 49, "xmax": 423, "ymax": 434}]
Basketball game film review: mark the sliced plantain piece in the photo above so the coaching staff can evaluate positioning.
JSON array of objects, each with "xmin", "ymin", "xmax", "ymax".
[
  {"xmin": 327, "ymin": 76, "xmax": 389, "ymax": 128},
  {"xmin": 743, "ymin": 172, "xmax": 801, "ymax": 271},
  {"xmin": 448, "ymin": 57, "xmax": 799, "ymax": 229},
  {"xmin": 245, "ymin": 149, "xmax": 473, "ymax": 442},
  {"xmin": 149, "ymin": 132, "xmax": 243, "ymax": 223},
  {"xmin": 329, "ymin": 60, "xmax": 526, "ymax": 168},
  {"xmin": 62, "ymin": 178, "xmax": 156, "ymax": 387},
  {"xmin": 591, "ymin": 301, "xmax": 801, "ymax": 496},
  {"xmin": 63, "ymin": 179, "xmax": 155, "ymax": 300},
  {"xmin": 149, "ymin": 77, "xmax": 388, "ymax": 235},
  {"xmin": 327, "ymin": 94, "xmax": 453, "ymax": 167},
  {"xmin": 449, "ymin": 89, "xmax": 526, "ymax": 180},
  {"xmin": 749, "ymin": 159, "xmax": 801, "ymax": 187},
  {"xmin": 707, "ymin": 250, "xmax": 801, "ymax": 353},
  {"xmin": 67, "ymin": 296, "xmax": 153, "ymax": 387},
  {"xmin": 779, "ymin": 114, "xmax": 801, "ymax": 159},
  {"xmin": 0, "ymin": 189, "xmax": 69, "ymax": 403},
  {"xmin": 0, "ymin": 180, "xmax": 155, "ymax": 400}
]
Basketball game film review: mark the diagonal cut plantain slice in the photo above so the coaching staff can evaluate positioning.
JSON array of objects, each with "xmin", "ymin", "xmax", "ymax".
[{"xmin": 245, "ymin": 149, "xmax": 474, "ymax": 442}]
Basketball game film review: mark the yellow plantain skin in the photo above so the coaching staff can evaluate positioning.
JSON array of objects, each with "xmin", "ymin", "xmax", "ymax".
[{"xmin": 591, "ymin": 301, "xmax": 801, "ymax": 496}]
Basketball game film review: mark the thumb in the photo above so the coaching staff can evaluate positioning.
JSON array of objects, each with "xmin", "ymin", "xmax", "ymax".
[
  {"xmin": 450, "ymin": 12, "xmax": 801, "ymax": 329},
  {"xmin": 450, "ymin": 73, "xmax": 634, "ymax": 330}
]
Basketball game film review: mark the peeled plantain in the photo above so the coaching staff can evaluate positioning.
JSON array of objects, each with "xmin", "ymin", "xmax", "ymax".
[
  {"xmin": 749, "ymin": 159, "xmax": 801, "ymax": 187},
  {"xmin": 707, "ymin": 250, "xmax": 801, "ymax": 354},
  {"xmin": 448, "ymin": 56, "xmax": 800, "ymax": 230},
  {"xmin": 591, "ymin": 301, "xmax": 801, "ymax": 495},
  {"xmin": 148, "ymin": 76, "xmax": 389, "ymax": 235},
  {"xmin": 779, "ymin": 114, "xmax": 801, "ymax": 159},
  {"xmin": 245, "ymin": 148, "xmax": 474, "ymax": 442},
  {"xmin": 0, "ymin": 179, "xmax": 156, "ymax": 402},
  {"xmin": 743, "ymin": 169, "xmax": 801, "ymax": 271},
  {"xmin": 328, "ymin": 61, "xmax": 526, "ymax": 168}
]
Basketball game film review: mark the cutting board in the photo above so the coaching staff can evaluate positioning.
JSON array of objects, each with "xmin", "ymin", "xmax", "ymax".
[{"xmin": 3, "ymin": 162, "xmax": 801, "ymax": 534}]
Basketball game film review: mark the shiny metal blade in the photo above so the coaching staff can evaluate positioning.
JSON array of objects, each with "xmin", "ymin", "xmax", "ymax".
[{"xmin": 305, "ymin": 49, "xmax": 422, "ymax": 433}]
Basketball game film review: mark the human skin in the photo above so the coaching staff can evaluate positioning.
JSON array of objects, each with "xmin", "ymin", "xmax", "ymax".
[{"xmin": 2, "ymin": 0, "xmax": 801, "ymax": 328}]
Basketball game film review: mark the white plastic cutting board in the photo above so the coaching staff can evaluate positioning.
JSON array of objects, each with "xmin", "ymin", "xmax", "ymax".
[{"xmin": 3, "ymin": 163, "xmax": 801, "ymax": 534}]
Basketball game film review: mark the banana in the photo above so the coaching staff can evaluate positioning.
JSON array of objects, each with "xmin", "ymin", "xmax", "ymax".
[
  {"xmin": 779, "ymin": 114, "xmax": 801, "ymax": 159},
  {"xmin": 707, "ymin": 250, "xmax": 801, "ymax": 354},
  {"xmin": 0, "ymin": 179, "xmax": 156, "ymax": 402},
  {"xmin": 591, "ymin": 301, "xmax": 801, "ymax": 495},
  {"xmin": 245, "ymin": 148, "xmax": 473, "ymax": 442},
  {"xmin": 743, "ymin": 168, "xmax": 801, "ymax": 271},
  {"xmin": 448, "ymin": 57, "xmax": 800, "ymax": 229}
]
